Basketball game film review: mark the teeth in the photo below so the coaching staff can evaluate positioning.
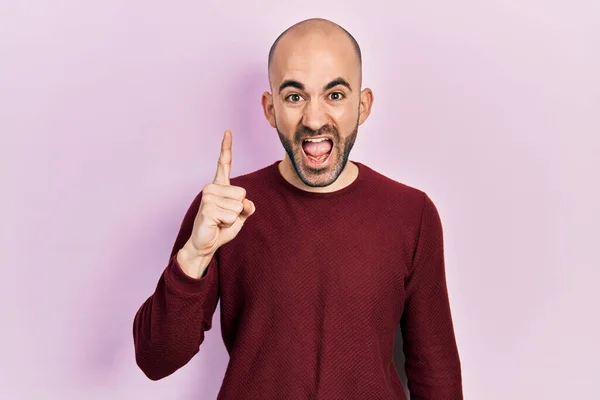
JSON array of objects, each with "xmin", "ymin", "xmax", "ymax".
[{"xmin": 304, "ymin": 138, "xmax": 329, "ymax": 143}]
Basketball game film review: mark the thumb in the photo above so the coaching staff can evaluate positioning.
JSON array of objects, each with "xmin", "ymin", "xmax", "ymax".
[{"xmin": 240, "ymin": 199, "xmax": 255, "ymax": 218}]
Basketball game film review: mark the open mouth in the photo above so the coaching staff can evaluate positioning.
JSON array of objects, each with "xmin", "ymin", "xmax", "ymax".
[{"xmin": 301, "ymin": 137, "xmax": 333, "ymax": 165}]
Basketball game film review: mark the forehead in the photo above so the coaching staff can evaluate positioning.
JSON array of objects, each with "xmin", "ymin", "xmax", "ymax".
[{"xmin": 270, "ymin": 32, "xmax": 359, "ymax": 90}]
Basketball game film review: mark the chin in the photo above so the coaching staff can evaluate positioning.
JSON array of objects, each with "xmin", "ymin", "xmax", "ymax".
[
  {"xmin": 293, "ymin": 147, "xmax": 347, "ymax": 188},
  {"xmin": 297, "ymin": 169, "xmax": 338, "ymax": 187},
  {"xmin": 276, "ymin": 122, "xmax": 358, "ymax": 188}
]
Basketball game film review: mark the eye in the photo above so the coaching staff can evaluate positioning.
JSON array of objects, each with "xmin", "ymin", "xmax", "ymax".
[
  {"xmin": 328, "ymin": 92, "xmax": 344, "ymax": 101},
  {"xmin": 286, "ymin": 93, "xmax": 303, "ymax": 102}
]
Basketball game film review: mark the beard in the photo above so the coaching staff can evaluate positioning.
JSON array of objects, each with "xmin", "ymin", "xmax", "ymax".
[{"xmin": 276, "ymin": 117, "xmax": 359, "ymax": 188}]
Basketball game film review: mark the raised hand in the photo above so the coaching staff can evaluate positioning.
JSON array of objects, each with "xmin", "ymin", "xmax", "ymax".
[{"xmin": 179, "ymin": 130, "xmax": 255, "ymax": 277}]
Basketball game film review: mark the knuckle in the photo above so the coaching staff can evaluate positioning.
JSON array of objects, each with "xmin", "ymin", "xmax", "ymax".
[
  {"xmin": 223, "ymin": 211, "xmax": 235, "ymax": 224},
  {"xmin": 203, "ymin": 183, "xmax": 214, "ymax": 194},
  {"xmin": 236, "ymin": 201, "xmax": 244, "ymax": 214},
  {"xmin": 200, "ymin": 192, "xmax": 214, "ymax": 204},
  {"xmin": 198, "ymin": 203, "xmax": 211, "ymax": 216}
]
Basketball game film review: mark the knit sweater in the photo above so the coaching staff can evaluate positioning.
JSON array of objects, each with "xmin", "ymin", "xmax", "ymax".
[{"xmin": 133, "ymin": 160, "xmax": 462, "ymax": 399}]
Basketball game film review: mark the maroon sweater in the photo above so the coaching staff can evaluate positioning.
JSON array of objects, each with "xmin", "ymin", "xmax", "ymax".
[{"xmin": 133, "ymin": 160, "xmax": 462, "ymax": 399}]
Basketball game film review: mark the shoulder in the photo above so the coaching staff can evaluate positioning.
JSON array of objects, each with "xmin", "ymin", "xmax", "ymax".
[
  {"xmin": 358, "ymin": 162, "xmax": 444, "ymax": 254},
  {"xmin": 358, "ymin": 161, "xmax": 432, "ymax": 215}
]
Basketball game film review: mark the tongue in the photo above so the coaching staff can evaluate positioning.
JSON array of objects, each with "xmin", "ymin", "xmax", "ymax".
[{"xmin": 302, "ymin": 140, "xmax": 332, "ymax": 157}]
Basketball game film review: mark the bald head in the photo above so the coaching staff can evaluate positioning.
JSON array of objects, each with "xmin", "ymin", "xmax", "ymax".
[
  {"xmin": 260, "ymin": 18, "xmax": 374, "ymax": 189},
  {"xmin": 267, "ymin": 18, "xmax": 362, "ymax": 85}
]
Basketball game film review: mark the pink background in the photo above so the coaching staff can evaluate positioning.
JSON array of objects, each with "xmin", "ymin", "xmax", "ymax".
[{"xmin": 1, "ymin": 1, "xmax": 599, "ymax": 399}]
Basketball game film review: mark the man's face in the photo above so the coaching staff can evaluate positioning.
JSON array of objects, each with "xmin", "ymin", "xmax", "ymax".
[{"xmin": 263, "ymin": 31, "xmax": 372, "ymax": 187}]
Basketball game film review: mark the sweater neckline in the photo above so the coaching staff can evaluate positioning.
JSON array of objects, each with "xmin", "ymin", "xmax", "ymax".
[{"xmin": 269, "ymin": 159, "xmax": 367, "ymax": 199}]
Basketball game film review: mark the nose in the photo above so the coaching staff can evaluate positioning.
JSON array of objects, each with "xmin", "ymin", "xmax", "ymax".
[{"xmin": 301, "ymin": 99, "xmax": 328, "ymax": 132}]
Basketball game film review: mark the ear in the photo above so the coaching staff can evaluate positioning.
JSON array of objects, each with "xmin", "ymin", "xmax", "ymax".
[
  {"xmin": 358, "ymin": 88, "xmax": 374, "ymax": 126},
  {"xmin": 261, "ymin": 91, "xmax": 276, "ymax": 128}
]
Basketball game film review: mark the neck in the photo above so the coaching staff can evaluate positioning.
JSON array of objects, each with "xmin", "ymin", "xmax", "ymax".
[{"xmin": 277, "ymin": 155, "xmax": 359, "ymax": 193}]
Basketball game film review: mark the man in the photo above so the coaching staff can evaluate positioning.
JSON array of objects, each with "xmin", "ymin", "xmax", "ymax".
[{"xmin": 133, "ymin": 18, "xmax": 462, "ymax": 399}]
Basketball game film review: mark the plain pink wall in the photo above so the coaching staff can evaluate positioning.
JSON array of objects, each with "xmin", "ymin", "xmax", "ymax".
[{"xmin": 1, "ymin": 1, "xmax": 598, "ymax": 399}]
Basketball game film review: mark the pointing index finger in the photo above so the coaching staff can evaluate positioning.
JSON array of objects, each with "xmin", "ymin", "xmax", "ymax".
[{"xmin": 214, "ymin": 130, "xmax": 232, "ymax": 185}]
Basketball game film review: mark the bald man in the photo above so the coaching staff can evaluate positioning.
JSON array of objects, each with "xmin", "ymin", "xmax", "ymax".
[{"xmin": 133, "ymin": 18, "xmax": 463, "ymax": 400}]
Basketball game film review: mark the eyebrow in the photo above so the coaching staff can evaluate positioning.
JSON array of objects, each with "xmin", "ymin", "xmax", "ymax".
[
  {"xmin": 278, "ymin": 77, "xmax": 353, "ymax": 94},
  {"xmin": 279, "ymin": 80, "xmax": 304, "ymax": 93},
  {"xmin": 324, "ymin": 78, "xmax": 352, "ymax": 92}
]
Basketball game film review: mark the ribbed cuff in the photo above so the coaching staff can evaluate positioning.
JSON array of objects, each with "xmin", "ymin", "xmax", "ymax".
[{"xmin": 165, "ymin": 254, "xmax": 218, "ymax": 294}]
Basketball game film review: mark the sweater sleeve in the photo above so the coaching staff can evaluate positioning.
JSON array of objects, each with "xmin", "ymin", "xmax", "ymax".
[
  {"xmin": 401, "ymin": 193, "xmax": 463, "ymax": 399},
  {"xmin": 133, "ymin": 191, "xmax": 220, "ymax": 380}
]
